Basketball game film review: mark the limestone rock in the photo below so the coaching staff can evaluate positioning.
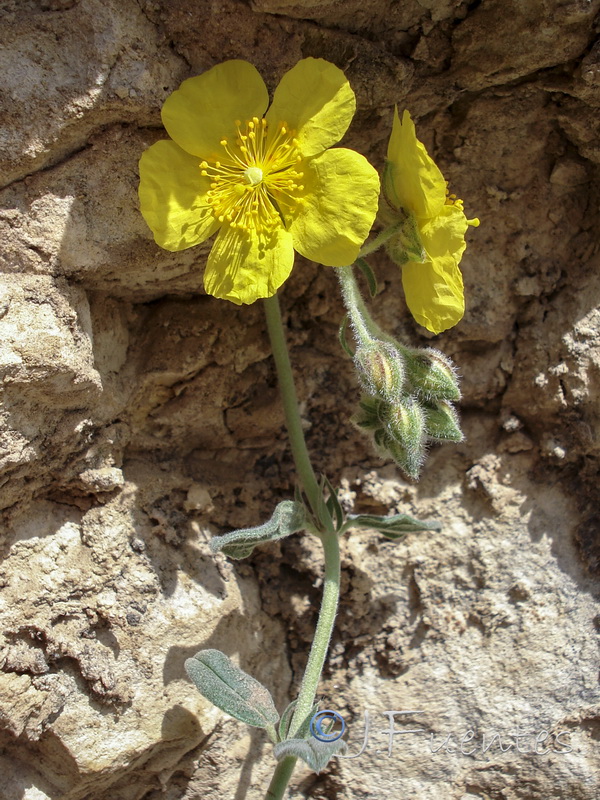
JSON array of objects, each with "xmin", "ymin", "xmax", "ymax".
[{"xmin": 1, "ymin": 0, "xmax": 599, "ymax": 798}]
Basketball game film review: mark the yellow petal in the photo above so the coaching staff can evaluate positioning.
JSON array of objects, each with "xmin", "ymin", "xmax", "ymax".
[
  {"xmin": 138, "ymin": 140, "xmax": 219, "ymax": 251},
  {"xmin": 286, "ymin": 148, "xmax": 380, "ymax": 267},
  {"xmin": 400, "ymin": 204, "xmax": 469, "ymax": 333},
  {"xmin": 161, "ymin": 61, "xmax": 269, "ymax": 159},
  {"xmin": 419, "ymin": 203, "xmax": 469, "ymax": 263},
  {"xmin": 266, "ymin": 58, "xmax": 356, "ymax": 158},
  {"xmin": 385, "ymin": 108, "xmax": 447, "ymax": 218},
  {"xmin": 204, "ymin": 225, "xmax": 294, "ymax": 305},
  {"xmin": 401, "ymin": 255, "xmax": 465, "ymax": 334}
]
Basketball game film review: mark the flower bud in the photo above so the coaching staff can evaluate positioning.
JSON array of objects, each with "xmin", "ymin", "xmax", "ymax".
[
  {"xmin": 354, "ymin": 341, "xmax": 405, "ymax": 403},
  {"xmin": 404, "ymin": 347, "xmax": 461, "ymax": 402},
  {"xmin": 385, "ymin": 396, "xmax": 425, "ymax": 448},
  {"xmin": 382, "ymin": 396, "xmax": 426, "ymax": 478},
  {"xmin": 423, "ymin": 401, "xmax": 463, "ymax": 442},
  {"xmin": 352, "ymin": 396, "xmax": 426, "ymax": 479}
]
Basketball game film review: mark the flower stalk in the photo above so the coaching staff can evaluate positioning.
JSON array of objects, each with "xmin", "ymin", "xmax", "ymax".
[{"xmin": 263, "ymin": 294, "xmax": 341, "ymax": 799}]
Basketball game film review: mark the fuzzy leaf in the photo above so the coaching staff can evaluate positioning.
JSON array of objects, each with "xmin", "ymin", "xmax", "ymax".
[
  {"xmin": 344, "ymin": 512, "xmax": 441, "ymax": 539},
  {"xmin": 209, "ymin": 500, "xmax": 306, "ymax": 559},
  {"xmin": 185, "ymin": 649, "xmax": 279, "ymax": 729},
  {"xmin": 274, "ymin": 736, "xmax": 347, "ymax": 773}
]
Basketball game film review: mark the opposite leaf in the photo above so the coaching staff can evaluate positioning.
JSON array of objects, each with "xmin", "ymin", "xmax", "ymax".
[
  {"xmin": 274, "ymin": 737, "xmax": 348, "ymax": 773},
  {"xmin": 209, "ymin": 500, "xmax": 306, "ymax": 559},
  {"xmin": 185, "ymin": 649, "xmax": 279, "ymax": 729},
  {"xmin": 343, "ymin": 512, "xmax": 441, "ymax": 540}
]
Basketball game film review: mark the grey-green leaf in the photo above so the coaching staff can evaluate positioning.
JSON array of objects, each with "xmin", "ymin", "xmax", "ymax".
[
  {"xmin": 344, "ymin": 512, "xmax": 441, "ymax": 540},
  {"xmin": 185, "ymin": 649, "xmax": 279, "ymax": 729},
  {"xmin": 209, "ymin": 500, "xmax": 306, "ymax": 559},
  {"xmin": 274, "ymin": 737, "xmax": 347, "ymax": 773}
]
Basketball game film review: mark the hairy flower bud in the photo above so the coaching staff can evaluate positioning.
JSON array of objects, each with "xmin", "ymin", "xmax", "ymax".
[
  {"xmin": 383, "ymin": 396, "xmax": 426, "ymax": 479},
  {"xmin": 404, "ymin": 347, "xmax": 461, "ymax": 402},
  {"xmin": 423, "ymin": 401, "xmax": 463, "ymax": 442},
  {"xmin": 354, "ymin": 341, "xmax": 405, "ymax": 403},
  {"xmin": 385, "ymin": 396, "xmax": 425, "ymax": 448}
]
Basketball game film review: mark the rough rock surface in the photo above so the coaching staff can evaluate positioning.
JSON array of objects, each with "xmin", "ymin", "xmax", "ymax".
[{"xmin": 1, "ymin": 1, "xmax": 599, "ymax": 799}]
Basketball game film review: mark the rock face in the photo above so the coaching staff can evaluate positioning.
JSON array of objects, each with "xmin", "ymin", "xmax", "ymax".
[{"xmin": 1, "ymin": 1, "xmax": 599, "ymax": 799}]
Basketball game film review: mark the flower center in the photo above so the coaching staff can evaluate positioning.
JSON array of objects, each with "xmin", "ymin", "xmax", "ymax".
[
  {"xmin": 243, "ymin": 166, "xmax": 263, "ymax": 186},
  {"xmin": 200, "ymin": 117, "xmax": 304, "ymax": 233}
]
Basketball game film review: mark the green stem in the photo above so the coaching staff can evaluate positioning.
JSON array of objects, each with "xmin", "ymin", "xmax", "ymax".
[
  {"xmin": 263, "ymin": 294, "xmax": 322, "ymax": 518},
  {"xmin": 358, "ymin": 222, "xmax": 401, "ymax": 257},
  {"xmin": 288, "ymin": 528, "xmax": 340, "ymax": 738},
  {"xmin": 336, "ymin": 265, "xmax": 373, "ymax": 343},
  {"xmin": 262, "ymin": 293, "xmax": 342, "ymax": 800},
  {"xmin": 336, "ymin": 264, "xmax": 387, "ymax": 343},
  {"xmin": 265, "ymin": 756, "xmax": 297, "ymax": 800}
]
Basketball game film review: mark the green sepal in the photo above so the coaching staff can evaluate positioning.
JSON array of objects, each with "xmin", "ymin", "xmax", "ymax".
[
  {"xmin": 273, "ymin": 737, "xmax": 348, "ymax": 773},
  {"xmin": 209, "ymin": 500, "xmax": 306, "ymax": 559},
  {"xmin": 356, "ymin": 258, "xmax": 378, "ymax": 298},
  {"xmin": 338, "ymin": 314, "xmax": 354, "ymax": 358},
  {"xmin": 278, "ymin": 699, "xmax": 319, "ymax": 742},
  {"xmin": 185, "ymin": 649, "xmax": 279, "ymax": 729},
  {"xmin": 352, "ymin": 395, "xmax": 387, "ymax": 432},
  {"xmin": 385, "ymin": 213, "xmax": 426, "ymax": 266},
  {"xmin": 341, "ymin": 512, "xmax": 441, "ymax": 539},
  {"xmin": 380, "ymin": 432, "xmax": 426, "ymax": 481},
  {"xmin": 423, "ymin": 401, "xmax": 464, "ymax": 442}
]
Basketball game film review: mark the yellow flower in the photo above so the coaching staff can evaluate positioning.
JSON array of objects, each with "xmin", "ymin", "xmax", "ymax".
[
  {"xmin": 138, "ymin": 59, "xmax": 380, "ymax": 305},
  {"xmin": 383, "ymin": 108, "xmax": 479, "ymax": 334}
]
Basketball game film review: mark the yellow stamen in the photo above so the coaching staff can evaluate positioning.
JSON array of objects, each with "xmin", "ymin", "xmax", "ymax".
[{"xmin": 199, "ymin": 118, "xmax": 303, "ymax": 233}]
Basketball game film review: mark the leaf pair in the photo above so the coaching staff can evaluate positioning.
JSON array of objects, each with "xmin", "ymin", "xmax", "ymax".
[{"xmin": 185, "ymin": 650, "xmax": 344, "ymax": 773}]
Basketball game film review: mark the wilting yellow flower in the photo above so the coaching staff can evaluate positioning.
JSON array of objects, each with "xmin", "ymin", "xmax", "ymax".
[
  {"xmin": 383, "ymin": 108, "xmax": 479, "ymax": 334},
  {"xmin": 139, "ymin": 59, "xmax": 380, "ymax": 305}
]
